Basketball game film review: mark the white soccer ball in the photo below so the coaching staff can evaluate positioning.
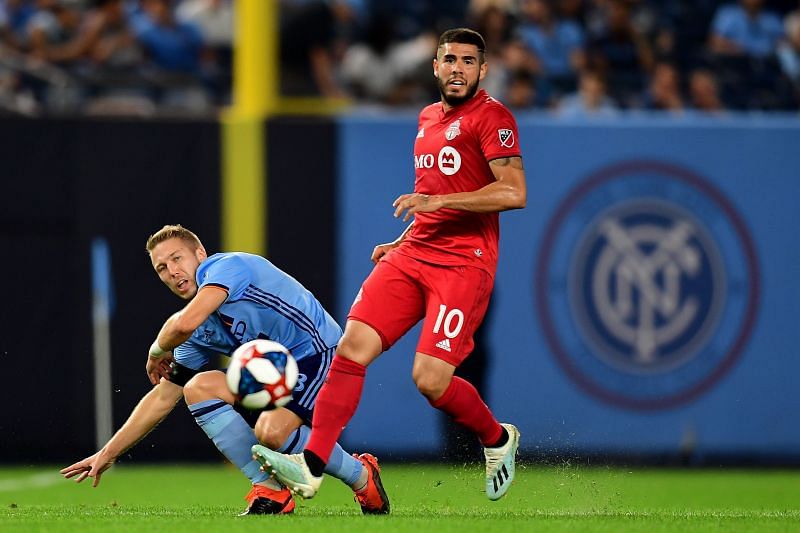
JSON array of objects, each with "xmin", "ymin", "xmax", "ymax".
[{"xmin": 226, "ymin": 339, "xmax": 299, "ymax": 410}]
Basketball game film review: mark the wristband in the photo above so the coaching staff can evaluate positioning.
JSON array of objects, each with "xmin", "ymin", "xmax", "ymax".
[{"xmin": 148, "ymin": 340, "xmax": 167, "ymax": 359}]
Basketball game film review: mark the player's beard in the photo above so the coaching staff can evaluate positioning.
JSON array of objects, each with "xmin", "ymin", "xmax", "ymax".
[{"xmin": 437, "ymin": 75, "xmax": 480, "ymax": 108}]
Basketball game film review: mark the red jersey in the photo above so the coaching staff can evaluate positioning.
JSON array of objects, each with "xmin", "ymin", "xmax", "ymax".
[{"xmin": 396, "ymin": 89, "xmax": 521, "ymax": 275}]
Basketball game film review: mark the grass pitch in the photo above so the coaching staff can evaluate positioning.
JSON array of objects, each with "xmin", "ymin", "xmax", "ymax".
[{"xmin": 1, "ymin": 462, "xmax": 799, "ymax": 532}]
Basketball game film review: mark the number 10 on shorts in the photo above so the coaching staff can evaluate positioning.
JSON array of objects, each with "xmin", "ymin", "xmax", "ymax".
[{"xmin": 433, "ymin": 305, "xmax": 464, "ymax": 339}]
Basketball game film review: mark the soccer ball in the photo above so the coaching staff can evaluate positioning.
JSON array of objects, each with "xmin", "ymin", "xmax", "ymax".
[{"xmin": 226, "ymin": 339, "xmax": 299, "ymax": 410}]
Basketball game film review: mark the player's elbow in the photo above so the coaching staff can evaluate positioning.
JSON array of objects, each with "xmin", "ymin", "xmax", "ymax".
[{"xmin": 507, "ymin": 189, "xmax": 526, "ymax": 210}]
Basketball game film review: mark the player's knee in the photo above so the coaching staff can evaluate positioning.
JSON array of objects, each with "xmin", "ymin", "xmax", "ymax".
[
  {"xmin": 183, "ymin": 374, "xmax": 215, "ymax": 404},
  {"xmin": 336, "ymin": 335, "xmax": 374, "ymax": 366},
  {"xmin": 335, "ymin": 321, "xmax": 383, "ymax": 366},
  {"xmin": 412, "ymin": 369, "xmax": 450, "ymax": 401},
  {"xmin": 334, "ymin": 336, "xmax": 357, "ymax": 361},
  {"xmin": 183, "ymin": 371, "xmax": 233, "ymax": 405},
  {"xmin": 254, "ymin": 414, "xmax": 287, "ymax": 449}
]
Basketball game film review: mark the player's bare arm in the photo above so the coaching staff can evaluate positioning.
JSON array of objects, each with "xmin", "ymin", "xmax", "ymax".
[
  {"xmin": 60, "ymin": 379, "xmax": 184, "ymax": 487},
  {"xmin": 156, "ymin": 286, "xmax": 228, "ymax": 349},
  {"xmin": 371, "ymin": 222, "xmax": 414, "ymax": 263},
  {"xmin": 147, "ymin": 286, "xmax": 228, "ymax": 381},
  {"xmin": 393, "ymin": 156, "xmax": 526, "ymax": 221}
]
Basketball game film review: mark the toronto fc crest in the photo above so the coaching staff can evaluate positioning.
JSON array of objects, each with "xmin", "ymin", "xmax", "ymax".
[{"xmin": 445, "ymin": 119, "xmax": 462, "ymax": 141}]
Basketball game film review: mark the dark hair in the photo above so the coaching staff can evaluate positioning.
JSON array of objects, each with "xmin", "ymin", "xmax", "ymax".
[{"xmin": 437, "ymin": 28, "xmax": 487, "ymax": 62}]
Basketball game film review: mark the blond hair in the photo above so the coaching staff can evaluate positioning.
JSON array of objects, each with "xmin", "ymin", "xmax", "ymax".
[{"xmin": 145, "ymin": 224, "xmax": 203, "ymax": 253}]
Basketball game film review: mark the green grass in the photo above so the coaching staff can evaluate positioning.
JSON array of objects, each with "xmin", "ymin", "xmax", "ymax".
[{"xmin": 1, "ymin": 462, "xmax": 799, "ymax": 532}]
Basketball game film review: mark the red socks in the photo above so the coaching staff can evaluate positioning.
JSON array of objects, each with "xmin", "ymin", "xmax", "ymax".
[
  {"xmin": 306, "ymin": 357, "xmax": 501, "ymax": 467},
  {"xmin": 306, "ymin": 355, "xmax": 366, "ymax": 464},
  {"xmin": 430, "ymin": 376, "xmax": 503, "ymax": 447}
]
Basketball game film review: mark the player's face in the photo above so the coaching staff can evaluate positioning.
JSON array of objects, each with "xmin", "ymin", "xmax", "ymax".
[
  {"xmin": 150, "ymin": 238, "xmax": 207, "ymax": 300},
  {"xmin": 434, "ymin": 42, "xmax": 487, "ymax": 109}
]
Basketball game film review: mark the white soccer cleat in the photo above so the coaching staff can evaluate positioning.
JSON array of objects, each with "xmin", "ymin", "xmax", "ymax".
[
  {"xmin": 251, "ymin": 445, "xmax": 323, "ymax": 499},
  {"xmin": 484, "ymin": 423, "xmax": 520, "ymax": 501}
]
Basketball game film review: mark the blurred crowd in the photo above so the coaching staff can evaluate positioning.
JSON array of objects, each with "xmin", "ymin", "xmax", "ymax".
[
  {"xmin": 2, "ymin": 0, "xmax": 800, "ymax": 116},
  {"xmin": 293, "ymin": 0, "xmax": 800, "ymax": 115},
  {"xmin": 0, "ymin": 0, "xmax": 232, "ymax": 115}
]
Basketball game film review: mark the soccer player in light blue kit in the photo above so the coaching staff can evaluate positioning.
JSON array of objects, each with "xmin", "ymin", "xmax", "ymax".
[{"xmin": 61, "ymin": 225, "xmax": 389, "ymax": 515}]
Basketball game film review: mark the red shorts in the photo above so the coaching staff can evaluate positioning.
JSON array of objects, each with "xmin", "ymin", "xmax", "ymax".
[{"xmin": 348, "ymin": 251, "xmax": 494, "ymax": 367}]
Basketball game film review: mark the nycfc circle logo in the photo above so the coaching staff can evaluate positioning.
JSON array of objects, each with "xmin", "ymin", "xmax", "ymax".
[
  {"xmin": 574, "ymin": 201, "xmax": 725, "ymax": 373},
  {"xmin": 536, "ymin": 161, "xmax": 759, "ymax": 409}
]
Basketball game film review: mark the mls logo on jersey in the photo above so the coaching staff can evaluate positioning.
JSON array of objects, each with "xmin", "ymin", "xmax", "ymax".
[
  {"xmin": 445, "ymin": 119, "xmax": 461, "ymax": 141},
  {"xmin": 498, "ymin": 129, "xmax": 514, "ymax": 147},
  {"xmin": 536, "ymin": 161, "xmax": 759, "ymax": 410}
]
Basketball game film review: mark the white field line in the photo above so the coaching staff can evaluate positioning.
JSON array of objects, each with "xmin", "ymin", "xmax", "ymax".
[{"xmin": 0, "ymin": 472, "xmax": 61, "ymax": 492}]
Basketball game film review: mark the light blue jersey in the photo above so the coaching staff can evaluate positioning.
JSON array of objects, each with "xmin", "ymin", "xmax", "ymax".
[
  {"xmin": 175, "ymin": 255, "xmax": 362, "ymax": 491},
  {"xmin": 174, "ymin": 252, "xmax": 342, "ymax": 370}
]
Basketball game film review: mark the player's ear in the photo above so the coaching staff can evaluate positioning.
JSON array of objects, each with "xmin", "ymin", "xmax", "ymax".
[
  {"xmin": 479, "ymin": 60, "xmax": 488, "ymax": 81},
  {"xmin": 433, "ymin": 57, "xmax": 439, "ymax": 77},
  {"xmin": 195, "ymin": 246, "xmax": 207, "ymax": 262}
]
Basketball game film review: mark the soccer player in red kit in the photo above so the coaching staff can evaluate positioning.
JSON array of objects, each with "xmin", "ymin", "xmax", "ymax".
[{"xmin": 253, "ymin": 28, "xmax": 526, "ymax": 503}]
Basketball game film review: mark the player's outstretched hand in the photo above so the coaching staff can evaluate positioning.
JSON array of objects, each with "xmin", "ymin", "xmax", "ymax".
[
  {"xmin": 146, "ymin": 352, "xmax": 174, "ymax": 385},
  {"xmin": 60, "ymin": 450, "xmax": 115, "ymax": 487},
  {"xmin": 393, "ymin": 193, "xmax": 442, "ymax": 222}
]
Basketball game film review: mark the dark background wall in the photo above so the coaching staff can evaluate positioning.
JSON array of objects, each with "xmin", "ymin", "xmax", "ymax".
[
  {"xmin": 0, "ymin": 117, "xmax": 222, "ymax": 463},
  {"xmin": 266, "ymin": 117, "xmax": 337, "ymax": 312}
]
